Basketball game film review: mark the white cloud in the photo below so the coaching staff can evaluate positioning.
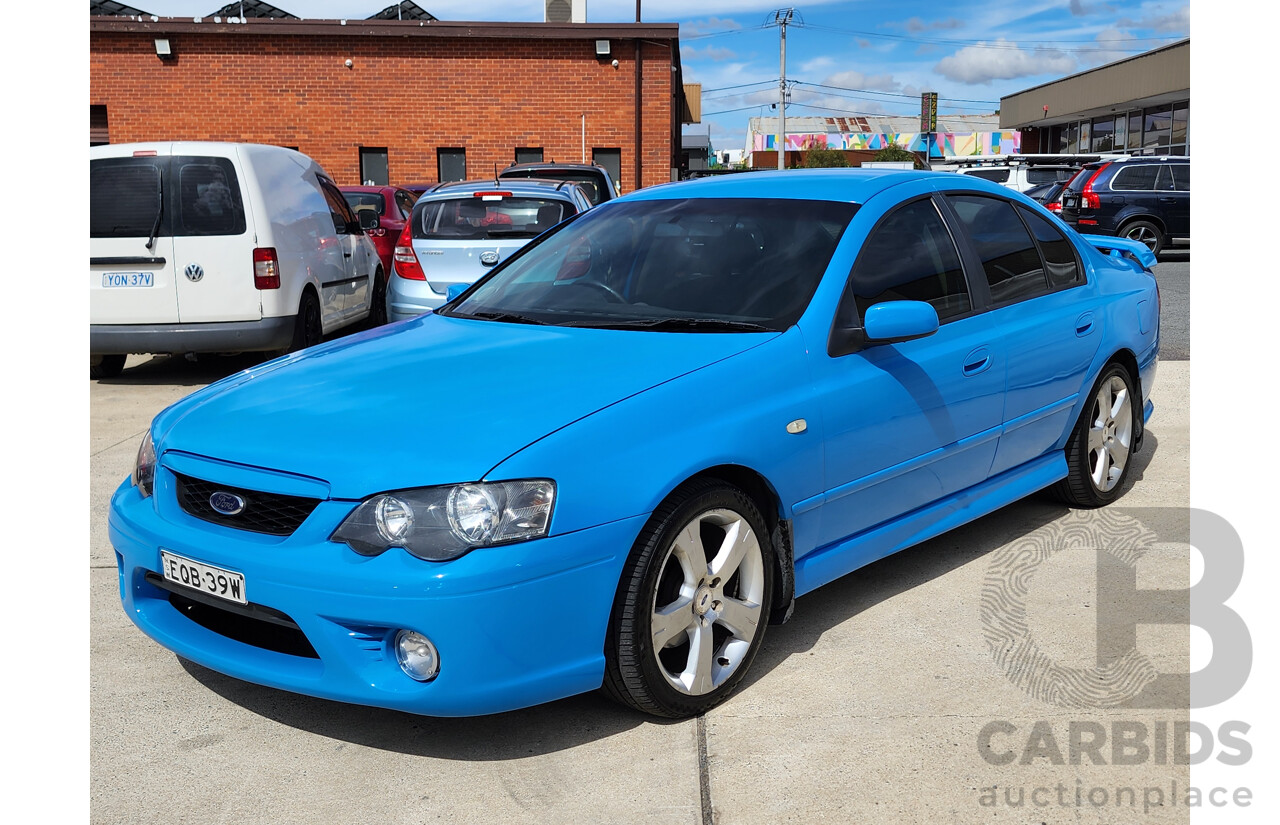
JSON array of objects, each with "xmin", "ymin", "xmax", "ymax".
[
  {"xmin": 680, "ymin": 16, "xmax": 742, "ymax": 37},
  {"xmin": 681, "ymin": 45, "xmax": 737, "ymax": 62},
  {"xmin": 820, "ymin": 70, "xmax": 904, "ymax": 93},
  {"xmin": 802, "ymin": 56, "xmax": 837, "ymax": 73},
  {"xmin": 1082, "ymin": 27, "xmax": 1138, "ymax": 66},
  {"xmin": 934, "ymin": 39, "xmax": 1076, "ymax": 85},
  {"xmin": 1118, "ymin": 4, "xmax": 1191, "ymax": 33}
]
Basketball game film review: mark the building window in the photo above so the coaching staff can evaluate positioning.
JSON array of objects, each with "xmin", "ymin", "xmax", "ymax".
[
  {"xmin": 592, "ymin": 148, "xmax": 621, "ymax": 191},
  {"xmin": 1091, "ymin": 117, "xmax": 1113, "ymax": 152},
  {"xmin": 360, "ymin": 147, "xmax": 389, "ymax": 186},
  {"xmin": 1065, "ymin": 122, "xmax": 1079, "ymax": 153},
  {"xmin": 437, "ymin": 148, "xmax": 466, "ymax": 182},
  {"xmin": 1171, "ymin": 103, "xmax": 1189, "ymax": 155},
  {"xmin": 1113, "ymin": 116, "xmax": 1127, "ymax": 153},
  {"xmin": 1142, "ymin": 105, "xmax": 1172, "ymax": 152},
  {"xmin": 90, "ymin": 104, "xmax": 108, "ymax": 145},
  {"xmin": 1127, "ymin": 112, "xmax": 1143, "ymax": 151},
  {"xmin": 515, "ymin": 147, "xmax": 543, "ymax": 164},
  {"xmin": 1078, "ymin": 121, "xmax": 1090, "ymax": 154}
]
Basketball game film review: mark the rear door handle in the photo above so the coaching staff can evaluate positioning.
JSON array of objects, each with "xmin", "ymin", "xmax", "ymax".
[
  {"xmin": 1076, "ymin": 312, "xmax": 1095, "ymax": 336},
  {"xmin": 963, "ymin": 346, "xmax": 992, "ymax": 376}
]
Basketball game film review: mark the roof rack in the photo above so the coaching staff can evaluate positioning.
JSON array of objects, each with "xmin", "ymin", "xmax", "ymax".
[{"xmin": 937, "ymin": 153, "xmax": 1128, "ymax": 168}]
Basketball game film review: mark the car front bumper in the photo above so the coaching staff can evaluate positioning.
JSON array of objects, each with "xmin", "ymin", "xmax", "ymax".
[{"xmin": 109, "ymin": 475, "xmax": 643, "ymax": 717}]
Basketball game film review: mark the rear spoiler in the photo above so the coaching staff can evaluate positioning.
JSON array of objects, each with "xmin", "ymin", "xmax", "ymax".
[{"xmin": 1079, "ymin": 234, "xmax": 1157, "ymax": 271}]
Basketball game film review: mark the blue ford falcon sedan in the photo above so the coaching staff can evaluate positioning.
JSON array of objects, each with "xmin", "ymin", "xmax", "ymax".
[{"xmin": 109, "ymin": 169, "xmax": 1158, "ymax": 718}]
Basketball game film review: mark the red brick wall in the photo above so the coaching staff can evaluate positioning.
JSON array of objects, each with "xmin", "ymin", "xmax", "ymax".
[{"xmin": 90, "ymin": 32, "xmax": 675, "ymax": 191}]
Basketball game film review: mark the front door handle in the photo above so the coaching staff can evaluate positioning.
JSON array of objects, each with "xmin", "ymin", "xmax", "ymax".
[{"xmin": 963, "ymin": 346, "xmax": 992, "ymax": 376}]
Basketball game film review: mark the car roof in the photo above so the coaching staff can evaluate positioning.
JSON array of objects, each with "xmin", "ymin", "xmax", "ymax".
[
  {"xmin": 419, "ymin": 178, "xmax": 588, "ymax": 200},
  {"xmin": 624, "ymin": 168, "xmax": 954, "ymax": 205},
  {"xmin": 502, "ymin": 162, "xmax": 609, "ymax": 174},
  {"xmin": 338, "ymin": 184, "xmax": 402, "ymax": 193}
]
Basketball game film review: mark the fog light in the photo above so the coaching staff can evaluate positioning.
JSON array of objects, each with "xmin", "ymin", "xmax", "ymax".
[{"xmin": 394, "ymin": 629, "xmax": 439, "ymax": 682}]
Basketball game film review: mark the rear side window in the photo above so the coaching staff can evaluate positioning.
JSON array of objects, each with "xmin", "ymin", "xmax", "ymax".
[
  {"xmin": 175, "ymin": 157, "xmax": 245, "ymax": 236},
  {"xmin": 344, "ymin": 192, "xmax": 386, "ymax": 215},
  {"xmin": 947, "ymin": 194, "xmax": 1048, "ymax": 305},
  {"xmin": 1026, "ymin": 168, "xmax": 1074, "ymax": 185},
  {"xmin": 846, "ymin": 198, "xmax": 971, "ymax": 322},
  {"xmin": 1110, "ymin": 164, "xmax": 1161, "ymax": 191},
  {"xmin": 91, "ymin": 157, "xmax": 163, "ymax": 238},
  {"xmin": 962, "ymin": 168, "xmax": 1010, "ymax": 183},
  {"xmin": 417, "ymin": 197, "xmax": 573, "ymax": 240},
  {"xmin": 1018, "ymin": 206, "xmax": 1082, "ymax": 289},
  {"xmin": 1169, "ymin": 164, "xmax": 1190, "ymax": 192}
]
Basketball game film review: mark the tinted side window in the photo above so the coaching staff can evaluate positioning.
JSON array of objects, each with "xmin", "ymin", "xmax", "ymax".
[
  {"xmin": 1019, "ymin": 206, "xmax": 1082, "ymax": 289},
  {"xmin": 1169, "ymin": 164, "xmax": 1190, "ymax": 192},
  {"xmin": 847, "ymin": 198, "xmax": 971, "ymax": 321},
  {"xmin": 1111, "ymin": 164, "xmax": 1161, "ymax": 191},
  {"xmin": 175, "ymin": 157, "xmax": 246, "ymax": 236},
  {"xmin": 964, "ymin": 168, "xmax": 1010, "ymax": 183},
  {"xmin": 947, "ymin": 195, "xmax": 1048, "ymax": 304},
  {"xmin": 319, "ymin": 180, "xmax": 354, "ymax": 235},
  {"xmin": 395, "ymin": 190, "xmax": 418, "ymax": 217}
]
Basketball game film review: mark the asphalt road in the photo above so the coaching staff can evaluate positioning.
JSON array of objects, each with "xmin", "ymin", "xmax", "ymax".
[
  {"xmin": 1153, "ymin": 249, "xmax": 1190, "ymax": 360},
  {"xmin": 90, "ymin": 264, "xmax": 1191, "ymax": 824}
]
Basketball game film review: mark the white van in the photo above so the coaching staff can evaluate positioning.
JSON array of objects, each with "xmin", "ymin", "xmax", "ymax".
[{"xmin": 90, "ymin": 142, "xmax": 385, "ymax": 378}]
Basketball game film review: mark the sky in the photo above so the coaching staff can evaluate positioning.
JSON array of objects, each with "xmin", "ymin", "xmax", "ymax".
[{"xmin": 133, "ymin": 0, "xmax": 1190, "ymax": 153}]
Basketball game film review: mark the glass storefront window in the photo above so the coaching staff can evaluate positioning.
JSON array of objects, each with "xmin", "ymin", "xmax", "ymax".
[
  {"xmin": 1128, "ymin": 112, "xmax": 1143, "ymax": 150},
  {"xmin": 1066, "ymin": 121, "xmax": 1079, "ymax": 153},
  {"xmin": 1092, "ymin": 117, "xmax": 1114, "ymax": 152},
  {"xmin": 1114, "ymin": 116, "xmax": 1126, "ymax": 151},
  {"xmin": 1172, "ymin": 104, "xmax": 1188, "ymax": 146},
  {"xmin": 1144, "ymin": 105, "xmax": 1172, "ymax": 149},
  {"xmin": 1079, "ymin": 121, "xmax": 1090, "ymax": 153}
]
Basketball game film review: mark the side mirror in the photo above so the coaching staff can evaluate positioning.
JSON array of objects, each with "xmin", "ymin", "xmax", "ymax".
[
  {"xmin": 446, "ymin": 283, "xmax": 468, "ymax": 302},
  {"xmin": 863, "ymin": 300, "xmax": 940, "ymax": 343},
  {"xmin": 357, "ymin": 211, "xmax": 380, "ymax": 232}
]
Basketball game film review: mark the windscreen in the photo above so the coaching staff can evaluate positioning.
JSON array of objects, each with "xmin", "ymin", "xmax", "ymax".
[
  {"xmin": 417, "ymin": 196, "xmax": 571, "ymax": 240},
  {"xmin": 343, "ymin": 192, "xmax": 386, "ymax": 215},
  {"xmin": 444, "ymin": 197, "xmax": 857, "ymax": 332}
]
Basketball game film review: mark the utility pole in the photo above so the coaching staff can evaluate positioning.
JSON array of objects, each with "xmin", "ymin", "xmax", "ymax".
[{"xmin": 770, "ymin": 9, "xmax": 795, "ymax": 170}]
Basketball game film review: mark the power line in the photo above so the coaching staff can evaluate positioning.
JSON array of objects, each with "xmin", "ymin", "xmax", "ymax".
[{"xmin": 801, "ymin": 22, "xmax": 1180, "ymax": 54}]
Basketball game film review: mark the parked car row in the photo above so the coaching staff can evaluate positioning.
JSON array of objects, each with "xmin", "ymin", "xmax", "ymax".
[{"xmin": 89, "ymin": 143, "xmax": 617, "ymax": 377}]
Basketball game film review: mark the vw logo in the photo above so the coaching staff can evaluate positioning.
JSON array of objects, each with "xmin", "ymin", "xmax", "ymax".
[
  {"xmin": 479, "ymin": 251, "xmax": 500, "ymax": 266},
  {"xmin": 184, "ymin": 263, "xmax": 205, "ymax": 282},
  {"xmin": 209, "ymin": 491, "xmax": 246, "ymax": 516}
]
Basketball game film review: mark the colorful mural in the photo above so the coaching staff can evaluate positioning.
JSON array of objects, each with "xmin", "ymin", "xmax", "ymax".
[{"xmin": 752, "ymin": 131, "xmax": 1021, "ymax": 157}]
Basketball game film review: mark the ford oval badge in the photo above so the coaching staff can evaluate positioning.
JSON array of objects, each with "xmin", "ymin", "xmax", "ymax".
[
  {"xmin": 209, "ymin": 491, "xmax": 246, "ymax": 516},
  {"xmin": 480, "ymin": 251, "xmax": 500, "ymax": 266}
]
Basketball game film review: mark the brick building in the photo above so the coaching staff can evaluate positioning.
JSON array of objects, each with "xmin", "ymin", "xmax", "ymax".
[{"xmin": 90, "ymin": 13, "xmax": 686, "ymax": 192}]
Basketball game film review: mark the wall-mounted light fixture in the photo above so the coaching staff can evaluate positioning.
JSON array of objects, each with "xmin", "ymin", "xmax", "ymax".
[
  {"xmin": 155, "ymin": 38, "xmax": 173, "ymax": 59},
  {"xmin": 595, "ymin": 39, "xmax": 611, "ymax": 57}
]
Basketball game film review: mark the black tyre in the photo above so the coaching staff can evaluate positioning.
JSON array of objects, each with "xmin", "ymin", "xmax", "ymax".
[
  {"xmin": 368, "ymin": 268, "xmax": 388, "ymax": 328},
  {"xmin": 1121, "ymin": 220, "xmax": 1164, "ymax": 256},
  {"xmin": 604, "ymin": 479, "xmax": 775, "ymax": 718},
  {"xmin": 287, "ymin": 290, "xmax": 322, "ymax": 354},
  {"xmin": 90, "ymin": 354, "xmax": 126, "ymax": 380},
  {"xmin": 1053, "ymin": 364, "xmax": 1137, "ymax": 507}
]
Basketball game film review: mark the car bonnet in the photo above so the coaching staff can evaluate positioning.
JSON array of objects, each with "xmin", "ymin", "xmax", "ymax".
[{"xmin": 152, "ymin": 314, "xmax": 776, "ymax": 499}]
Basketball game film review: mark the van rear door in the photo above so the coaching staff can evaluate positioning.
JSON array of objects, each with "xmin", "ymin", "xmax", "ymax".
[
  {"xmin": 90, "ymin": 154, "xmax": 178, "ymax": 325},
  {"xmin": 169, "ymin": 154, "xmax": 261, "ymax": 324}
]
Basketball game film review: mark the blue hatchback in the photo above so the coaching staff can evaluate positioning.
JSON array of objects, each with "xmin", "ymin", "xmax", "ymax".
[{"xmin": 109, "ymin": 169, "xmax": 1159, "ymax": 718}]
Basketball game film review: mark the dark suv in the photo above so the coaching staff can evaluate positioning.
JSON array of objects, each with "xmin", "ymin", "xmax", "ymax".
[
  {"xmin": 1060, "ymin": 156, "xmax": 1189, "ymax": 255},
  {"xmin": 498, "ymin": 161, "xmax": 618, "ymax": 206}
]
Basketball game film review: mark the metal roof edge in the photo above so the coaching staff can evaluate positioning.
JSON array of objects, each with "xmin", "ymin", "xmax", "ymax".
[{"xmin": 90, "ymin": 16, "xmax": 679, "ymax": 39}]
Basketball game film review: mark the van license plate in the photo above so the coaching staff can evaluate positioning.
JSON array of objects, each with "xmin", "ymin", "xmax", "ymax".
[
  {"xmin": 103, "ymin": 272, "xmax": 154, "ymax": 288},
  {"xmin": 160, "ymin": 550, "xmax": 247, "ymax": 605}
]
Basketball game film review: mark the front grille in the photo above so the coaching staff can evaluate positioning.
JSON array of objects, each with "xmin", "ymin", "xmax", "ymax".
[{"xmin": 174, "ymin": 472, "xmax": 320, "ymax": 536}]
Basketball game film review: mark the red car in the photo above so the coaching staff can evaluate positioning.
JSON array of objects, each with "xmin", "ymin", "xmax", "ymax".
[{"xmin": 339, "ymin": 185, "xmax": 421, "ymax": 275}]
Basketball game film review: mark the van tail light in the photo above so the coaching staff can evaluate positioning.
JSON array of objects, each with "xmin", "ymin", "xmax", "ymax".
[
  {"xmin": 253, "ymin": 247, "xmax": 280, "ymax": 289},
  {"xmin": 393, "ymin": 221, "xmax": 426, "ymax": 281},
  {"xmin": 1080, "ymin": 163, "xmax": 1110, "ymax": 210}
]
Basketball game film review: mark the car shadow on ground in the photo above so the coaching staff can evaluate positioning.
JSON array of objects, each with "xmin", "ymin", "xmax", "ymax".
[{"xmin": 179, "ymin": 433, "xmax": 1161, "ymax": 758}]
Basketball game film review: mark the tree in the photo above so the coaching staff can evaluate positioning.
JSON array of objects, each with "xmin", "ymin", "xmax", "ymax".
[
  {"xmin": 873, "ymin": 143, "xmax": 917, "ymax": 164},
  {"xmin": 802, "ymin": 148, "xmax": 851, "ymax": 168}
]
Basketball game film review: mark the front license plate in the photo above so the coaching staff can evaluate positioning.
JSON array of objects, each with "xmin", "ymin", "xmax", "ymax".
[
  {"xmin": 102, "ymin": 272, "xmax": 154, "ymax": 288},
  {"xmin": 160, "ymin": 550, "xmax": 247, "ymax": 605}
]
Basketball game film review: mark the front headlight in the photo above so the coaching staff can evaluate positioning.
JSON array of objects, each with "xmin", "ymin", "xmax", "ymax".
[
  {"xmin": 132, "ymin": 431, "xmax": 156, "ymax": 498},
  {"xmin": 331, "ymin": 479, "xmax": 555, "ymax": 561}
]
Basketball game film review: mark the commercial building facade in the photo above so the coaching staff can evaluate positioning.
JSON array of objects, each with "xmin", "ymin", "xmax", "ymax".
[
  {"xmin": 1000, "ymin": 39, "xmax": 1189, "ymax": 156},
  {"xmin": 90, "ymin": 14, "xmax": 685, "ymax": 192}
]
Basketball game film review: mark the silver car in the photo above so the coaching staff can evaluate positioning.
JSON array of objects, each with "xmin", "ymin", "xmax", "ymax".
[{"xmin": 388, "ymin": 178, "xmax": 594, "ymax": 320}]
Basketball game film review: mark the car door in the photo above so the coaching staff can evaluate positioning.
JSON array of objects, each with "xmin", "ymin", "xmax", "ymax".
[
  {"xmin": 90, "ymin": 152, "xmax": 178, "ymax": 325},
  {"xmin": 809, "ymin": 194, "xmax": 1005, "ymax": 548},
  {"xmin": 318, "ymin": 179, "xmax": 368, "ymax": 322},
  {"xmin": 940, "ymin": 192, "xmax": 1101, "ymax": 475},
  {"xmin": 171, "ymin": 155, "xmax": 259, "ymax": 324}
]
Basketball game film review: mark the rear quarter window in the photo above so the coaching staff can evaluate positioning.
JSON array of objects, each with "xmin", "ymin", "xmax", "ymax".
[
  {"xmin": 961, "ymin": 168, "xmax": 1011, "ymax": 183},
  {"xmin": 1110, "ymin": 164, "xmax": 1161, "ymax": 191}
]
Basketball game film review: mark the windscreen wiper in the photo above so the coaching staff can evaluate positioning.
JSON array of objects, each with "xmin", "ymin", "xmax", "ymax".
[
  {"xmin": 566, "ymin": 318, "xmax": 774, "ymax": 332},
  {"xmin": 462, "ymin": 310, "xmax": 549, "ymax": 325},
  {"xmin": 145, "ymin": 168, "xmax": 163, "ymax": 251}
]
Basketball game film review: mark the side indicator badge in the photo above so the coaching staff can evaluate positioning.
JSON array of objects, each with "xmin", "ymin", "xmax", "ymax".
[{"xmin": 786, "ymin": 419, "xmax": 807, "ymax": 434}]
